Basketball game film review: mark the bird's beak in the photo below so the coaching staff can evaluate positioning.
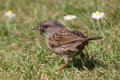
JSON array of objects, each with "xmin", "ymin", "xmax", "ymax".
[
  {"xmin": 32, "ymin": 25, "xmax": 43, "ymax": 35},
  {"xmin": 32, "ymin": 25, "xmax": 40, "ymax": 30}
]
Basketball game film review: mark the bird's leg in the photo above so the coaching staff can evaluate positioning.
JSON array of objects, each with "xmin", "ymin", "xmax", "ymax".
[
  {"xmin": 54, "ymin": 0, "xmax": 56, "ymax": 4},
  {"xmin": 80, "ymin": 51, "xmax": 85, "ymax": 61},
  {"xmin": 59, "ymin": 57, "xmax": 68, "ymax": 70}
]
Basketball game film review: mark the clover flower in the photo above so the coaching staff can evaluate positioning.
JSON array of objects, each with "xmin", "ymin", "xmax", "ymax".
[
  {"xmin": 64, "ymin": 15, "xmax": 77, "ymax": 20},
  {"xmin": 5, "ymin": 10, "xmax": 15, "ymax": 18},
  {"xmin": 91, "ymin": 11, "xmax": 104, "ymax": 20}
]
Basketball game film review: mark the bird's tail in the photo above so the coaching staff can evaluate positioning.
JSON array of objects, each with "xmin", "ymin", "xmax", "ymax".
[{"xmin": 87, "ymin": 36, "xmax": 102, "ymax": 41}]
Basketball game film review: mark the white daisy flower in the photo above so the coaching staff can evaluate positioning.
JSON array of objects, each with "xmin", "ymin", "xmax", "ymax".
[
  {"xmin": 5, "ymin": 10, "xmax": 15, "ymax": 18},
  {"xmin": 64, "ymin": 15, "xmax": 77, "ymax": 20},
  {"xmin": 91, "ymin": 11, "xmax": 104, "ymax": 20}
]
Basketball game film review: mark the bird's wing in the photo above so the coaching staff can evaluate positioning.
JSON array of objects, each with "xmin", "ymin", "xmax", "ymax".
[
  {"xmin": 48, "ymin": 28, "xmax": 88, "ymax": 48},
  {"xmin": 70, "ymin": 29, "xmax": 87, "ymax": 38}
]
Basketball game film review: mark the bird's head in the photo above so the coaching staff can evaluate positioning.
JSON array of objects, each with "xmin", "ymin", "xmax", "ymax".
[{"xmin": 32, "ymin": 20, "xmax": 65, "ymax": 35}]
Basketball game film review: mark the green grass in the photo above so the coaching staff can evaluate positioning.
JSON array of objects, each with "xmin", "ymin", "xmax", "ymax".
[{"xmin": 0, "ymin": 0, "xmax": 120, "ymax": 80}]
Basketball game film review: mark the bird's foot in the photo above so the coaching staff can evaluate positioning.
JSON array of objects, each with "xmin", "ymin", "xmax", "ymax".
[{"xmin": 58, "ymin": 64, "xmax": 67, "ymax": 70}]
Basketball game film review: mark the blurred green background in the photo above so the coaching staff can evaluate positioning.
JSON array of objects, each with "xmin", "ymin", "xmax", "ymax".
[{"xmin": 0, "ymin": 0, "xmax": 120, "ymax": 80}]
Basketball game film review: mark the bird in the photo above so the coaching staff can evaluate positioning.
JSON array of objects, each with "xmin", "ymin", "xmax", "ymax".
[{"xmin": 32, "ymin": 20, "xmax": 102, "ymax": 70}]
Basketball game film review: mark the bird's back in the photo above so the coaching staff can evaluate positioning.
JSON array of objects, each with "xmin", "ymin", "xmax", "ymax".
[{"xmin": 47, "ymin": 28, "xmax": 88, "ymax": 57}]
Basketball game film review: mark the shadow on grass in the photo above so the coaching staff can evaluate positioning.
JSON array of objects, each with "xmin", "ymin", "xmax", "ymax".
[{"xmin": 71, "ymin": 53, "xmax": 107, "ymax": 71}]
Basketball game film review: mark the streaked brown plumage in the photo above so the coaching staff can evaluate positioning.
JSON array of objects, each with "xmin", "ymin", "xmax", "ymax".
[{"xmin": 32, "ymin": 20, "xmax": 102, "ymax": 70}]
